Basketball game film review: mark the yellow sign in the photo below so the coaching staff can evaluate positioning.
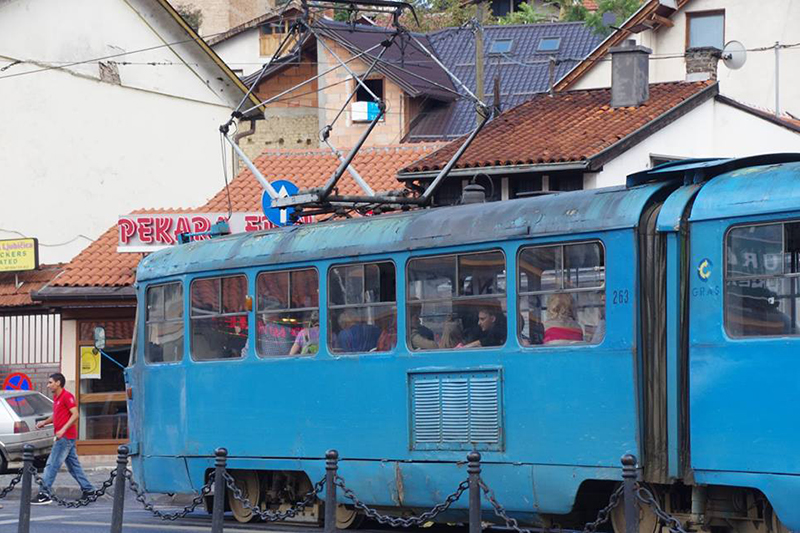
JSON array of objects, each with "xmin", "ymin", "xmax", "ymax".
[
  {"xmin": 0, "ymin": 238, "xmax": 38, "ymax": 273},
  {"xmin": 80, "ymin": 346, "xmax": 101, "ymax": 380}
]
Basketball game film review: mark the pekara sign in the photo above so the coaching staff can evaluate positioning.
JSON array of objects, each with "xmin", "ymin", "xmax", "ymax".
[
  {"xmin": 0, "ymin": 238, "xmax": 39, "ymax": 273},
  {"xmin": 117, "ymin": 213, "xmax": 312, "ymax": 253}
]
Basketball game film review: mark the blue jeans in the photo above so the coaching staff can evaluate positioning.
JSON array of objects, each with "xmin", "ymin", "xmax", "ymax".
[{"xmin": 41, "ymin": 438, "xmax": 94, "ymax": 494}]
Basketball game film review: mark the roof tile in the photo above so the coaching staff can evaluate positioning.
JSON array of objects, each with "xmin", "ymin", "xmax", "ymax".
[
  {"xmin": 51, "ymin": 144, "xmax": 444, "ymax": 289},
  {"xmin": 0, "ymin": 265, "xmax": 63, "ymax": 308},
  {"xmin": 403, "ymin": 81, "xmax": 713, "ymax": 172}
]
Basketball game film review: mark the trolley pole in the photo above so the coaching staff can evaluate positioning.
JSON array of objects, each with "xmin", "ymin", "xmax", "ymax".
[
  {"xmin": 622, "ymin": 454, "xmax": 639, "ymax": 533},
  {"xmin": 18, "ymin": 444, "xmax": 34, "ymax": 533},
  {"xmin": 468, "ymin": 451, "xmax": 482, "ymax": 533},
  {"xmin": 110, "ymin": 445, "xmax": 129, "ymax": 533},
  {"xmin": 324, "ymin": 449, "xmax": 339, "ymax": 533},
  {"xmin": 211, "ymin": 448, "xmax": 228, "ymax": 533}
]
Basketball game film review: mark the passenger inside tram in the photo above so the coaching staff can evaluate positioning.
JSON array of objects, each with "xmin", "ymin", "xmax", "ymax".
[
  {"xmin": 408, "ymin": 304, "xmax": 437, "ymax": 350},
  {"xmin": 463, "ymin": 305, "xmax": 507, "ymax": 347},
  {"xmin": 288, "ymin": 310, "xmax": 319, "ymax": 356},
  {"xmin": 334, "ymin": 308, "xmax": 381, "ymax": 353},
  {"xmin": 543, "ymin": 293, "xmax": 584, "ymax": 345},
  {"xmin": 439, "ymin": 317, "xmax": 464, "ymax": 348}
]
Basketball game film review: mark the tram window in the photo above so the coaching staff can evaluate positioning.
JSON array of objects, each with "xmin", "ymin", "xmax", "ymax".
[
  {"xmin": 256, "ymin": 268, "xmax": 319, "ymax": 357},
  {"xmin": 190, "ymin": 275, "xmax": 249, "ymax": 360},
  {"xmin": 145, "ymin": 282, "xmax": 184, "ymax": 364},
  {"xmin": 407, "ymin": 251, "xmax": 507, "ymax": 350},
  {"xmin": 518, "ymin": 242, "xmax": 605, "ymax": 346},
  {"xmin": 328, "ymin": 262, "xmax": 396, "ymax": 354},
  {"xmin": 725, "ymin": 222, "xmax": 800, "ymax": 337}
]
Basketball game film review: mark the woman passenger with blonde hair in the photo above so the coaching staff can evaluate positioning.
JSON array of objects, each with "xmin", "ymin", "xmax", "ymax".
[{"xmin": 543, "ymin": 293, "xmax": 584, "ymax": 345}]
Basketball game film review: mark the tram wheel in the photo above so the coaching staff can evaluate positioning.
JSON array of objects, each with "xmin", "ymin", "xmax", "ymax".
[
  {"xmin": 228, "ymin": 470, "xmax": 261, "ymax": 523},
  {"xmin": 610, "ymin": 486, "xmax": 659, "ymax": 533},
  {"xmin": 336, "ymin": 504, "xmax": 364, "ymax": 529}
]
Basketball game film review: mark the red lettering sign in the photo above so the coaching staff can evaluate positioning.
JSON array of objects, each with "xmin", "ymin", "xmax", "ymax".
[
  {"xmin": 137, "ymin": 217, "xmax": 154, "ymax": 243},
  {"xmin": 119, "ymin": 219, "xmax": 136, "ymax": 244}
]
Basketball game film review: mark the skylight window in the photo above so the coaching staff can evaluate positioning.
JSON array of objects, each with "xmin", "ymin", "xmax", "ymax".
[
  {"xmin": 537, "ymin": 37, "xmax": 561, "ymax": 52},
  {"xmin": 489, "ymin": 39, "xmax": 513, "ymax": 54}
]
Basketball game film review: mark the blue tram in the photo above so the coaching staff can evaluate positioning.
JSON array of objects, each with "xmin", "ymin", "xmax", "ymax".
[{"xmin": 125, "ymin": 154, "xmax": 800, "ymax": 532}]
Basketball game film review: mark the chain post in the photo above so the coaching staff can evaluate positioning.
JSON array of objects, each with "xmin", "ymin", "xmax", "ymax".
[
  {"xmin": 622, "ymin": 454, "xmax": 639, "ymax": 533},
  {"xmin": 211, "ymin": 448, "xmax": 228, "ymax": 533},
  {"xmin": 17, "ymin": 444, "xmax": 34, "ymax": 533},
  {"xmin": 324, "ymin": 450, "xmax": 339, "ymax": 533},
  {"xmin": 110, "ymin": 445, "xmax": 129, "ymax": 533},
  {"xmin": 468, "ymin": 451, "xmax": 482, "ymax": 533}
]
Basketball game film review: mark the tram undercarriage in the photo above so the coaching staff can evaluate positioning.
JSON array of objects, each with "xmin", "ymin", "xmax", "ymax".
[{"xmin": 211, "ymin": 470, "xmax": 791, "ymax": 533}]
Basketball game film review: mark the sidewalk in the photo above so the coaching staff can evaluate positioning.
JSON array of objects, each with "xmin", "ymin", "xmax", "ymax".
[{"xmin": 0, "ymin": 458, "xmax": 196, "ymax": 505}]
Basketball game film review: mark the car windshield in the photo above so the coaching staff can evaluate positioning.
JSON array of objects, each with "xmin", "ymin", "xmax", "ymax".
[{"xmin": 5, "ymin": 394, "xmax": 52, "ymax": 417}]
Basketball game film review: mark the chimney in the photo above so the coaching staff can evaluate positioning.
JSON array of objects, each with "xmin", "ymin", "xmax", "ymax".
[
  {"xmin": 685, "ymin": 47, "xmax": 721, "ymax": 82},
  {"xmin": 610, "ymin": 39, "xmax": 652, "ymax": 108}
]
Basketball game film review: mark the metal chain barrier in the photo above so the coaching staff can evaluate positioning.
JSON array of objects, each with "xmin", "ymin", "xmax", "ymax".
[
  {"xmin": 32, "ymin": 466, "xmax": 117, "ymax": 508},
  {"xmin": 335, "ymin": 473, "xmax": 470, "ymax": 528},
  {"xmin": 635, "ymin": 483, "xmax": 689, "ymax": 533},
  {"xmin": 478, "ymin": 478, "xmax": 624, "ymax": 533},
  {"xmin": 583, "ymin": 484, "xmax": 624, "ymax": 533},
  {"xmin": 224, "ymin": 473, "xmax": 325, "ymax": 522},
  {"xmin": 0, "ymin": 470, "xmax": 22, "ymax": 499},
  {"xmin": 124, "ymin": 468, "xmax": 214, "ymax": 521}
]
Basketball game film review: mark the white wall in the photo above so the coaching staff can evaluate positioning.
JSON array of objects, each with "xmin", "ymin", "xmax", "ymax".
[
  {"xmin": 213, "ymin": 29, "xmax": 264, "ymax": 77},
  {"xmin": 571, "ymin": 0, "xmax": 800, "ymax": 116},
  {"xmin": 593, "ymin": 99, "xmax": 800, "ymax": 188},
  {"xmin": 0, "ymin": 0, "xmax": 238, "ymax": 264}
]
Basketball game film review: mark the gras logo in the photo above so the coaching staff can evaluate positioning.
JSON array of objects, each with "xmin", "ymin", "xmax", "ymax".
[{"xmin": 697, "ymin": 258, "xmax": 712, "ymax": 281}]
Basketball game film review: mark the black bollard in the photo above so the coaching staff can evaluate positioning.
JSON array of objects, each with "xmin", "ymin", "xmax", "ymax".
[
  {"xmin": 110, "ymin": 445, "xmax": 129, "ymax": 533},
  {"xmin": 324, "ymin": 450, "xmax": 339, "ymax": 533},
  {"xmin": 17, "ymin": 444, "xmax": 34, "ymax": 533},
  {"xmin": 468, "ymin": 452, "xmax": 482, "ymax": 533},
  {"xmin": 211, "ymin": 448, "xmax": 228, "ymax": 533},
  {"xmin": 621, "ymin": 454, "xmax": 639, "ymax": 533}
]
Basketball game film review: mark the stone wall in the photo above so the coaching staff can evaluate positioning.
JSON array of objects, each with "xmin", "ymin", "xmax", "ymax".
[
  {"xmin": 175, "ymin": 0, "xmax": 274, "ymax": 37},
  {"xmin": 238, "ymin": 112, "xmax": 320, "ymax": 162},
  {"xmin": 317, "ymin": 40, "xmax": 412, "ymax": 148}
]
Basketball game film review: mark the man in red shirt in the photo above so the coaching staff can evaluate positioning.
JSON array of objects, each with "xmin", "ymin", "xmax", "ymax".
[{"xmin": 31, "ymin": 373, "xmax": 95, "ymax": 505}]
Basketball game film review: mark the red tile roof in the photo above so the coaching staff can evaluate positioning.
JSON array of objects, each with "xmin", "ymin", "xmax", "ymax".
[
  {"xmin": 49, "ymin": 208, "xmax": 195, "ymax": 288},
  {"xmin": 0, "ymin": 265, "xmax": 63, "ymax": 308},
  {"xmin": 46, "ymin": 144, "xmax": 444, "ymax": 290},
  {"xmin": 583, "ymin": 0, "xmax": 599, "ymax": 11},
  {"xmin": 204, "ymin": 144, "xmax": 445, "ymax": 211},
  {"xmin": 403, "ymin": 81, "xmax": 714, "ymax": 173}
]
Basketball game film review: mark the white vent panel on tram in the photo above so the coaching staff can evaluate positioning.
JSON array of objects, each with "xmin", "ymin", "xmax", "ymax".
[{"xmin": 409, "ymin": 370, "xmax": 503, "ymax": 451}]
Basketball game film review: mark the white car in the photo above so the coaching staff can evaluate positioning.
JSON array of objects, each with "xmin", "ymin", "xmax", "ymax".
[{"xmin": 0, "ymin": 391, "xmax": 54, "ymax": 472}]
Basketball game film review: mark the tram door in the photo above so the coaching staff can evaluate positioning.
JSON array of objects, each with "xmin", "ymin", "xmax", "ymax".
[{"xmin": 688, "ymin": 217, "xmax": 800, "ymax": 475}]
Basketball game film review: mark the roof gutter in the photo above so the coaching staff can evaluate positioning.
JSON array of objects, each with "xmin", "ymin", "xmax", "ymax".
[
  {"xmin": 150, "ymin": 0, "xmax": 264, "ymax": 112},
  {"xmin": 32, "ymin": 286, "xmax": 136, "ymax": 302},
  {"xmin": 398, "ymin": 160, "xmax": 590, "ymax": 180}
]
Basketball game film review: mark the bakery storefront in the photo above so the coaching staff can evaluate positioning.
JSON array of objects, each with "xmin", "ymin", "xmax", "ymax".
[{"xmin": 33, "ymin": 212, "xmax": 284, "ymax": 454}]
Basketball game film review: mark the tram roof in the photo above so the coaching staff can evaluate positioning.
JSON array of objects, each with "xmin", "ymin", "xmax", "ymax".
[
  {"xmin": 137, "ymin": 182, "xmax": 670, "ymax": 282},
  {"xmin": 690, "ymin": 159, "xmax": 800, "ymax": 223}
]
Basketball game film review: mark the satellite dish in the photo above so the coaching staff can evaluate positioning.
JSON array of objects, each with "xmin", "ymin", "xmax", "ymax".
[{"xmin": 722, "ymin": 41, "xmax": 747, "ymax": 70}]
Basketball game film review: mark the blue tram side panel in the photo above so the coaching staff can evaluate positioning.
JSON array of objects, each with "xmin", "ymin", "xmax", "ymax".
[{"xmin": 125, "ymin": 154, "xmax": 800, "ymax": 531}]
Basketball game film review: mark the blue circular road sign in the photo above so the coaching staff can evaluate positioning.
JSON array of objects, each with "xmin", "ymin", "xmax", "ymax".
[{"xmin": 262, "ymin": 180, "xmax": 299, "ymax": 227}]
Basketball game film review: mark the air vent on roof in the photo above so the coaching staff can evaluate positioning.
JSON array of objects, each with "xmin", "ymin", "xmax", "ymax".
[
  {"xmin": 489, "ymin": 39, "xmax": 513, "ymax": 54},
  {"xmin": 537, "ymin": 37, "xmax": 561, "ymax": 52}
]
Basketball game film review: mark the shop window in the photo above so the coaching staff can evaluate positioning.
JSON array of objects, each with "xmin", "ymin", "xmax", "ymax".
[
  {"xmin": 518, "ymin": 241, "xmax": 605, "ymax": 346},
  {"xmin": 145, "ymin": 282, "xmax": 184, "ymax": 364},
  {"xmin": 407, "ymin": 251, "xmax": 507, "ymax": 350},
  {"xmin": 328, "ymin": 262, "xmax": 396, "ymax": 353},
  {"xmin": 256, "ymin": 268, "xmax": 319, "ymax": 357},
  {"xmin": 725, "ymin": 222, "xmax": 800, "ymax": 337},
  {"xmin": 687, "ymin": 11, "xmax": 724, "ymax": 50},
  {"xmin": 190, "ymin": 275, "xmax": 249, "ymax": 360}
]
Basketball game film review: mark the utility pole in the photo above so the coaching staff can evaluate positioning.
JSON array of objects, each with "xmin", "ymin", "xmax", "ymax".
[{"xmin": 475, "ymin": 1, "xmax": 487, "ymax": 125}]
